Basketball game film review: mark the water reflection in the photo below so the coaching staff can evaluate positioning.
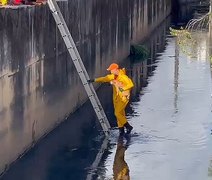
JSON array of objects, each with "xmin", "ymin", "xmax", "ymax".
[
  {"xmin": 113, "ymin": 136, "xmax": 131, "ymax": 180},
  {"xmin": 86, "ymin": 137, "xmax": 109, "ymax": 180},
  {"xmin": 128, "ymin": 16, "xmax": 169, "ymax": 104},
  {"xmin": 174, "ymin": 40, "xmax": 179, "ymax": 114},
  {"xmin": 208, "ymin": 160, "xmax": 212, "ymax": 177},
  {"xmin": 207, "ymin": 5, "xmax": 212, "ymax": 179}
]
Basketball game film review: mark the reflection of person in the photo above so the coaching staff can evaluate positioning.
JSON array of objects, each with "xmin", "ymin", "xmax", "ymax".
[
  {"xmin": 88, "ymin": 63, "xmax": 134, "ymax": 136},
  {"xmin": 113, "ymin": 136, "xmax": 131, "ymax": 180}
]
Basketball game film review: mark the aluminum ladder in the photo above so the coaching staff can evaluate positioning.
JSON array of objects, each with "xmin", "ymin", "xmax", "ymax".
[
  {"xmin": 85, "ymin": 136, "xmax": 109, "ymax": 180},
  {"xmin": 47, "ymin": 0, "xmax": 110, "ymax": 136}
]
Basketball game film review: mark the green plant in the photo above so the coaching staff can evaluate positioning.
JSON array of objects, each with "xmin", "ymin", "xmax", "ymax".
[
  {"xmin": 170, "ymin": 27, "xmax": 197, "ymax": 57},
  {"xmin": 130, "ymin": 44, "xmax": 149, "ymax": 61}
]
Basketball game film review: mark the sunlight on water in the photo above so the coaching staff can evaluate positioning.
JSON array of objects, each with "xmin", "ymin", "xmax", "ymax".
[{"xmin": 100, "ymin": 29, "xmax": 212, "ymax": 180}]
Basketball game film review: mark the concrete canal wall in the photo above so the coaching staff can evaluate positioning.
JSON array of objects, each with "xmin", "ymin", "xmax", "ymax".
[
  {"xmin": 0, "ymin": 0, "xmax": 171, "ymax": 175},
  {"xmin": 178, "ymin": 0, "xmax": 208, "ymax": 4},
  {"xmin": 173, "ymin": 0, "xmax": 210, "ymax": 24}
]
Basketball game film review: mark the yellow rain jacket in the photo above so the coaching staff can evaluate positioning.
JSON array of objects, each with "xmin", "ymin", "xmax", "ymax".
[
  {"xmin": 0, "ymin": 0, "xmax": 7, "ymax": 5},
  {"xmin": 95, "ymin": 69, "xmax": 134, "ymax": 127}
]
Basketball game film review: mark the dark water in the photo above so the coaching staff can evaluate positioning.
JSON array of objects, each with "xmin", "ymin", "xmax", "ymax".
[{"xmin": 2, "ymin": 7, "xmax": 212, "ymax": 180}]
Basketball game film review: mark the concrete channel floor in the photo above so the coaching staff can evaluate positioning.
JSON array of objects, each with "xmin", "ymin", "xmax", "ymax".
[{"xmin": 1, "ymin": 26, "xmax": 212, "ymax": 180}]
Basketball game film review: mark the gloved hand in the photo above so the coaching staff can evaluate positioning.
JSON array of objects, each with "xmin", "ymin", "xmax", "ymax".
[{"xmin": 87, "ymin": 79, "xmax": 95, "ymax": 83}]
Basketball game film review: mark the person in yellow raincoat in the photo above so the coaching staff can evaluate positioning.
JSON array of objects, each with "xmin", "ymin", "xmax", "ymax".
[
  {"xmin": 88, "ymin": 63, "xmax": 134, "ymax": 135},
  {"xmin": 113, "ymin": 136, "xmax": 130, "ymax": 180}
]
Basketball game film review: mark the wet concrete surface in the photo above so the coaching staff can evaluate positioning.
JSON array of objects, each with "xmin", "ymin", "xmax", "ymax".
[{"xmin": 1, "ymin": 15, "xmax": 212, "ymax": 180}]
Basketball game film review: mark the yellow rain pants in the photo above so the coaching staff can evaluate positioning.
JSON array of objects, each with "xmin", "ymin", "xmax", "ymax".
[
  {"xmin": 0, "ymin": 0, "xmax": 7, "ymax": 5},
  {"xmin": 95, "ymin": 69, "xmax": 134, "ymax": 128}
]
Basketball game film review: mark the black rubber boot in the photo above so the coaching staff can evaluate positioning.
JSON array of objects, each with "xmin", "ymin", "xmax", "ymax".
[
  {"xmin": 119, "ymin": 127, "xmax": 125, "ymax": 136},
  {"xmin": 124, "ymin": 122, "xmax": 133, "ymax": 134}
]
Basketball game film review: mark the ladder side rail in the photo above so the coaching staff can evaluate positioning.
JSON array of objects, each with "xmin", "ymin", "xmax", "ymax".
[
  {"xmin": 85, "ymin": 137, "xmax": 109, "ymax": 180},
  {"xmin": 64, "ymin": 42, "xmax": 110, "ymax": 131},
  {"xmin": 48, "ymin": 0, "xmax": 110, "ymax": 129},
  {"xmin": 64, "ymin": 38, "xmax": 110, "ymax": 129},
  {"xmin": 87, "ymin": 84, "xmax": 111, "ymax": 128},
  {"xmin": 47, "ymin": 0, "xmax": 110, "ymax": 134},
  {"xmin": 63, "ymin": 38, "xmax": 110, "ymax": 130},
  {"xmin": 47, "ymin": 0, "xmax": 110, "ymax": 122},
  {"xmin": 63, "ymin": 27, "xmax": 110, "ymax": 129},
  {"xmin": 65, "ymin": 34, "xmax": 110, "ymax": 129},
  {"xmin": 56, "ymin": 15, "xmax": 110, "ymax": 126},
  {"xmin": 49, "ymin": 0, "xmax": 90, "ymax": 79}
]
